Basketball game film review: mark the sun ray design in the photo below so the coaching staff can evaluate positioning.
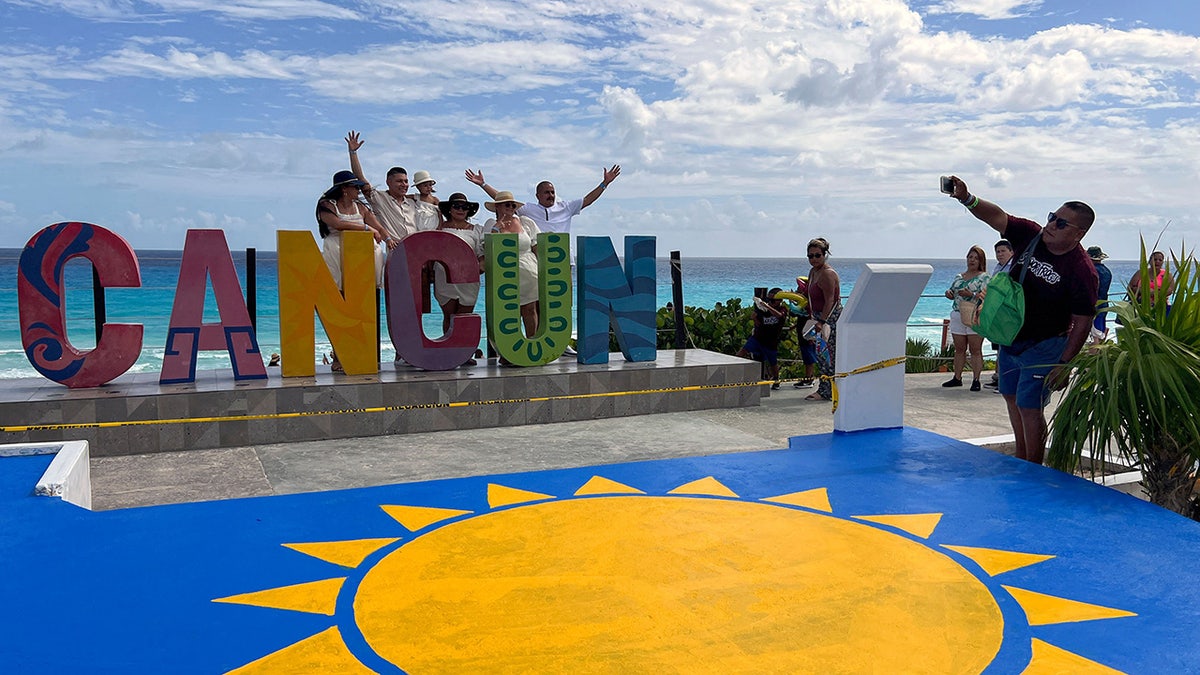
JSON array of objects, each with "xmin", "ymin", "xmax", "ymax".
[
  {"xmin": 852, "ymin": 513, "xmax": 943, "ymax": 539},
  {"xmin": 667, "ymin": 476, "xmax": 738, "ymax": 497},
  {"xmin": 941, "ymin": 545, "xmax": 1055, "ymax": 577},
  {"xmin": 574, "ymin": 476, "xmax": 646, "ymax": 496},
  {"xmin": 217, "ymin": 473, "xmax": 1139, "ymax": 674},
  {"xmin": 763, "ymin": 487, "xmax": 832, "ymax": 512},
  {"xmin": 283, "ymin": 538, "xmax": 399, "ymax": 569},
  {"xmin": 488, "ymin": 483, "xmax": 555, "ymax": 507},
  {"xmin": 226, "ymin": 626, "xmax": 376, "ymax": 675},
  {"xmin": 380, "ymin": 504, "xmax": 471, "ymax": 531},
  {"xmin": 1024, "ymin": 638, "xmax": 1128, "ymax": 674},
  {"xmin": 1003, "ymin": 586, "xmax": 1137, "ymax": 625},
  {"xmin": 213, "ymin": 577, "xmax": 344, "ymax": 616}
]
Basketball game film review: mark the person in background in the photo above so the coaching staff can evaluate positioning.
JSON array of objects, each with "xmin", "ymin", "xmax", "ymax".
[
  {"xmin": 1087, "ymin": 246, "xmax": 1112, "ymax": 342},
  {"xmin": 789, "ymin": 276, "xmax": 818, "ymax": 389},
  {"xmin": 433, "ymin": 193, "xmax": 484, "ymax": 352},
  {"xmin": 804, "ymin": 238, "xmax": 841, "ymax": 402},
  {"xmin": 984, "ymin": 239, "xmax": 1015, "ymax": 390},
  {"xmin": 944, "ymin": 176, "xmax": 1097, "ymax": 466},
  {"xmin": 1127, "ymin": 249, "xmax": 1175, "ymax": 306},
  {"xmin": 942, "ymin": 245, "xmax": 990, "ymax": 391},
  {"xmin": 737, "ymin": 288, "xmax": 788, "ymax": 390},
  {"xmin": 484, "ymin": 190, "xmax": 542, "ymax": 337}
]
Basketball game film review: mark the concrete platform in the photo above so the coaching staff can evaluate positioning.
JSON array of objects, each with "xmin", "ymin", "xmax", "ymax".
[
  {"xmin": 85, "ymin": 372, "xmax": 1056, "ymax": 510},
  {"xmin": 0, "ymin": 349, "xmax": 760, "ymax": 457}
]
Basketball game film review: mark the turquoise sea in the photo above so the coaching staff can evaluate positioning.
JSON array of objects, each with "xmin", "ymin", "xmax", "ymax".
[{"xmin": 0, "ymin": 249, "xmax": 1139, "ymax": 380}]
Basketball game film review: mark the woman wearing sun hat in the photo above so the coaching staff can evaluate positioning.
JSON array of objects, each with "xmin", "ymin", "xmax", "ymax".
[
  {"xmin": 315, "ymin": 170, "xmax": 388, "ymax": 372},
  {"xmin": 411, "ymin": 170, "xmax": 443, "ymax": 232},
  {"xmin": 432, "ymin": 193, "xmax": 485, "ymax": 341},
  {"xmin": 485, "ymin": 190, "xmax": 541, "ymax": 336},
  {"xmin": 315, "ymin": 170, "xmax": 388, "ymax": 290}
]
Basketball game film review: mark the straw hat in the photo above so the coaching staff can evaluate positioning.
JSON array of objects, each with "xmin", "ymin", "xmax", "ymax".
[
  {"xmin": 484, "ymin": 190, "xmax": 525, "ymax": 212},
  {"xmin": 412, "ymin": 170, "xmax": 435, "ymax": 186}
]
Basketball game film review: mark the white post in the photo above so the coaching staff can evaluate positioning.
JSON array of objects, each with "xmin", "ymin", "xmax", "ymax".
[{"xmin": 833, "ymin": 264, "xmax": 933, "ymax": 433}]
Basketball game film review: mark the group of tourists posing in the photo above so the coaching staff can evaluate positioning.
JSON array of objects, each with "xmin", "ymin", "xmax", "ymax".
[{"xmin": 315, "ymin": 131, "xmax": 620, "ymax": 368}]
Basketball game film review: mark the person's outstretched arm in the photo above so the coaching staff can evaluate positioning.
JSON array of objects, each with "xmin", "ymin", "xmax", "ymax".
[
  {"xmin": 465, "ymin": 169, "xmax": 500, "ymax": 199},
  {"xmin": 345, "ymin": 131, "xmax": 375, "ymax": 195},
  {"xmin": 946, "ymin": 175, "xmax": 1008, "ymax": 234},
  {"xmin": 581, "ymin": 164, "xmax": 621, "ymax": 209}
]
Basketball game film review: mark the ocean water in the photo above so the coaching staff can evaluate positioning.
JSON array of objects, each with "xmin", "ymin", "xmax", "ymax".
[{"xmin": 0, "ymin": 249, "xmax": 1140, "ymax": 380}]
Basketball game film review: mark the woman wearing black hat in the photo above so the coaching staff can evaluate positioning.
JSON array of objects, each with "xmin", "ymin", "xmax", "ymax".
[
  {"xmin": 316, "ymin": 170, "xmax": 388, "ymax": 290},
  {"xmin": 433, "ymin": 193, "xmax": 485, "ymax": 339}
]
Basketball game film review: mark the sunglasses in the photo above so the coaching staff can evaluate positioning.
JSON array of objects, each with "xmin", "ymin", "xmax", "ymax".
[
  {"xmin": 450, "ymin": 203, "xmax": 470, "ymax": 210},
  {"xmin": 1047, "ymin": 212, "xmax": 1078, "ymax": 230},
  {"xmin": 807, "ymin": 252, "xmax": 825, "ymax": 259}
]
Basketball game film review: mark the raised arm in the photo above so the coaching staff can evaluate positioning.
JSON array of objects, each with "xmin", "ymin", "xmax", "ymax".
[
  {"xmin": 946, "ymin": 175, "xmax": 1008, "ymax": 234},
  {"xmin": 465, "ymin": 169, "xmax": 500, "ymax": 199},
  {"xmin": 581, "ymin": 164, "xmax": 621, "ymax": 209},
  {"xmin": 345, "ymin": 131, "xmax": 375, "ymax": 195}
]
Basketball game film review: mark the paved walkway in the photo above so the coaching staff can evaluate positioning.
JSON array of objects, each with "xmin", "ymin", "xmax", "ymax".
[{"xmin": 90, "ymin": 373, "xmax": 1053, "ymax": 510}]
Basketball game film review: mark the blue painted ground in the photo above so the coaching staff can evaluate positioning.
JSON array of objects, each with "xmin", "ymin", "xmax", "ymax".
[{"xmin": 2, "ymin": 428, "xmax": 1199, "ymax": 673}]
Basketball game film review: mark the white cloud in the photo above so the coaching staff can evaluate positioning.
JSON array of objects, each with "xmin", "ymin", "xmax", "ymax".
[
  {"xmin": 929, "ymin": 0, "xmax": 1043, "ymax": 20},
  {"xmin": 11, "ymin": 0, "xmax": 357, "ymax": 21},
  {"xmin": 3, "ymin": 0, "xmax": 1200, "ymax": 258}
]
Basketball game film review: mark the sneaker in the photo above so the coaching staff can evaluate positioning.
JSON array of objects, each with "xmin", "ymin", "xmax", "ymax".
[
  {"xmin": 771, "ymin": 382, "xmax": 781, "ymax": 390},
  {"xmin": 941, "ymin": 377, "xmax": 962, "ymax": 388},
  {"xmin": 983, "ymin": 380, "xmax": 998, "ymax": 389},
  {"xmin": 564, "ymin": 345, "xmax": 577, "ymax": 356},
  {"xmin": 793, "ymin": 379, "xmax": 813, "ymax": 389},
  {"xmin": 970, "ymin": 380, "xmax": 981, "ymax": 392}
]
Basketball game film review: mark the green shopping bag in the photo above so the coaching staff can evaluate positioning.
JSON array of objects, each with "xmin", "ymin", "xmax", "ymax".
[{"xmin": 975, "ymin": 234, "xmax": 1040, "ymax": 346}]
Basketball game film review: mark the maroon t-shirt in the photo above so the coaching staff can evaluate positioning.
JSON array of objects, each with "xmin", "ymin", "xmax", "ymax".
[{"xmin": 1004, "ymin": 216, "xmax": 1099, "ymax": 342}]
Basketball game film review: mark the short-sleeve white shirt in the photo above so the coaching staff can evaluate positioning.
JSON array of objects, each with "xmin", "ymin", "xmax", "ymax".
[{"xmin": 517, "ymin": 198, "xmax": 584, "ymax": 234}]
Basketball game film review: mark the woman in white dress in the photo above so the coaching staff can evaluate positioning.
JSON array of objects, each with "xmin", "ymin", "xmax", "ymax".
[
  {"xmin": 433, "ymin": 192, "xmax": 485, "ymax": 339},
  {"xmin": 314, "ymin": 170, "xmax": 388, "ymax": 371},
  {"xmin": 315, "ymin": 170, "xmax": 388, "ymax": 289},
  {"xmin": 484, "ymin": 190, "xmax": 541, "ymax": 336}
]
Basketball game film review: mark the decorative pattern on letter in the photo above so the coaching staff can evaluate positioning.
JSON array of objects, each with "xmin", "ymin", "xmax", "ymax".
[
  {"xmin": 576, "ymin": 236, "xmax": 657, "ymax": 364},
  {"xmin": 277, "ymin": 230, "xmax": 377, "ymax": 377},
  {"xmin": 484, "ymin": 232, "xmax": 572, "ymax": 366},
  {"xmin": 18, "ymin": 222, "xmax": 143, "ymax": 388},
  {"xmin": 160, "ymin": 230, "xmax": 266, "ymax": 384}
]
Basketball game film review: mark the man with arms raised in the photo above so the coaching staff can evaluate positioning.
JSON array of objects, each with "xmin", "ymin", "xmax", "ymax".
[
  {"xmin": 945, "ymin": 176, "xmax": 1098, "ymax": 465},
  {"xmin": 345, "ymin": 131, "xmax": 427, "ymax": 250},
  {"xmin": 464, "ymin": 165, "xmax": 621, "ymax": 235}
]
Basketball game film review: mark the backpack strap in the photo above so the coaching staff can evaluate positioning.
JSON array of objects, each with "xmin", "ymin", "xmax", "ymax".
[{"xmin": 1011, "ymin": 231, "xmax": 1043, "ymax": 285}]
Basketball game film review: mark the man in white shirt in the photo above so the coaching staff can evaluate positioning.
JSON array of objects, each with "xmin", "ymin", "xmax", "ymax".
[
  {"xmin": 345, "ymin": 131, "xmax": 423, "ymax": 250},
  {"xmin": 464, "ymin": 165, "xmax": 621, "ymax": 235}
]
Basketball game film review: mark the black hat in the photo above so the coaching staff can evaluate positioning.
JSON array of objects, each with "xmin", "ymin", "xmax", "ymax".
[
  {"xmin": 1087, "ymin": 246, "xmax": 1108, "ymax": 261},
  {"xmin": 439, "ymin": 192, "xmax": 479, "ymax": 218},
  {"xmin": 330, "ymin": 170, "xmax": 365, "ymax": 189}
]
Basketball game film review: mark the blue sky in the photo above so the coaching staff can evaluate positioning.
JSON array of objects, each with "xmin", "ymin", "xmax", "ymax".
[{"xmin": 2, "ymin": 0, "xmax": 1199, "ymax": 259}]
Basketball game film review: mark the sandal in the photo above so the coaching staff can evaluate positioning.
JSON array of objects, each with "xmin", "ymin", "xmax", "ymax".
[{"xmin": 804, "ymin": 392, "xmax": 825, "ymax": 401}]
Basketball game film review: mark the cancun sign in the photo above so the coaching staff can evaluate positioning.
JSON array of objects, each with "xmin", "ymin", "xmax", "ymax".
[{"xmin": 18, "ymin": 222, "xmax": 657, "ymax": 388}]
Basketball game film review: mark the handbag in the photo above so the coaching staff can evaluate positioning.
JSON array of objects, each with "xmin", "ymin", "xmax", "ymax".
[
  {"xmin": 975, "ymin": 234, "xmax": 1041, "ymax": 346},
  {"xmin": 958, "ymin": 297, "xmax": 978, "ymax": 327}
]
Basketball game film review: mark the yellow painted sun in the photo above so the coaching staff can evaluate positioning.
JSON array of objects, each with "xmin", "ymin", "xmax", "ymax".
[{"xmin": 215, "ymin": 476, "xmax": 1134, "ymax": 674}]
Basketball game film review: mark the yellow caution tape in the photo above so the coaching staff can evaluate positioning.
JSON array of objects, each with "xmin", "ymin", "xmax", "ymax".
[{"xmin": 0, "ymin": 380, "xmax": 764, "ymax": 433}]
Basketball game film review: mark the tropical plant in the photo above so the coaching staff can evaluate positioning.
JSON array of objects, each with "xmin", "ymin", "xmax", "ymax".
[
  {"xmin": 1047, "ymin": 243, "xmax": 1200, "ymax": 516},
  {"xmin": 905, "ymin": 338, "xmax": 938, "ymax": 373}
]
